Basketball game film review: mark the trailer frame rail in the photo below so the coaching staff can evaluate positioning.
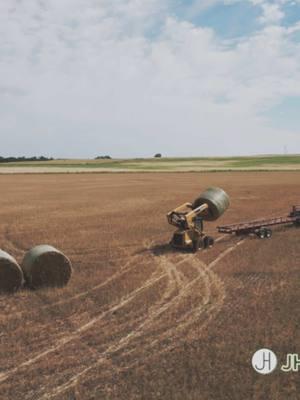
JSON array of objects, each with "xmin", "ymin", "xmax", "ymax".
[{"xmin": 217, "ymin": 205, "xmax": 300, "ymax": 238}]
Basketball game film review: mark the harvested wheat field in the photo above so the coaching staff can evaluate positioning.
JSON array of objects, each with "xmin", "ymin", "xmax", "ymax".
[{"xmin": 0, "ymin": 172, "xmax": 299, "ymax": 400}]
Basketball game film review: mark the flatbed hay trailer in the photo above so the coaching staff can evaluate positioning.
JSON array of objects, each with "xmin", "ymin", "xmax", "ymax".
[{"xmin": 218, "ymin": 206, "xmax": 300, "ymax": 239}]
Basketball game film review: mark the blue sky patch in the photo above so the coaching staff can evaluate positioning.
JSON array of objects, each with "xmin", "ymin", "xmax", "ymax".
[
  {"xmin": 174, "ymin": 1, "xmax": 261, "ymax": 39},
  {"xmin": 282, "ymin": 2, "xmax": 300, "ymax": 28},
  {"xmin": 266, "ymin": 96, "xmax": 300, "ymax": 132}
]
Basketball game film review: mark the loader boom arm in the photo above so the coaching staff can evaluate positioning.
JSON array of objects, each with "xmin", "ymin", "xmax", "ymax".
[{"xmin": 167, "ymin": 202, "xmax": 209, "ymax": 230}]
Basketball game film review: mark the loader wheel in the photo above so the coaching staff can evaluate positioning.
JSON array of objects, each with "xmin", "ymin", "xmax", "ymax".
[
  {"xmin": 192, "ymin": 238, "xmax": 204, "ymax": 253},
  {"xmin": 204, "ymin": 236, "xmax": 214, "ymax": 249}
]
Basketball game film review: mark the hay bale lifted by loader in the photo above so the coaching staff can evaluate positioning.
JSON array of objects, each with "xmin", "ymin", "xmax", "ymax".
[{"xmin": 167, "ymin": 187, "xmax": 230, "ymax": 252}]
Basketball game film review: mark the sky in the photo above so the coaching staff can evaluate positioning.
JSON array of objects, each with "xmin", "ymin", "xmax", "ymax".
[{"xmin": 0, "ymin": 0, "xmax": 300, "ymax": 158}]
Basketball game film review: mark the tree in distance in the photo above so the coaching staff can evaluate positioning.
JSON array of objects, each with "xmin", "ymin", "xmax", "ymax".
[
  {"xmin": 0, "ymin": 156, "xmax": 53, "ymax": 163},
  {"xmin": 95, "ymin": 155, "xmax": 112, "ymax": 160},
  {"xmin": 154, "ymin": 153, "xmax": 162, "ymax": 158}
]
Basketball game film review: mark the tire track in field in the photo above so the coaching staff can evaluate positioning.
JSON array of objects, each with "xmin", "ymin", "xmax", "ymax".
[
  {"xmin": 167, "ymin": 238, "xmax": 258, "ymax": 349},
  {"xmin": 1, "ymin": 239, "xmax": 244, "ymax": 397},
  {"xmin": 104, "ymin": 253, "xmax": 212, "ymax": 350},
  {"xmin": 44, "ymin": 239, "xmax": 246, "ymax": 399},
  {"xmin": 9, "ymin": 250, "xmax": 150, "ymax": 321},
  {"xmin": 0, "ymin": 240, "xmax": 183, "ymax": 381},
  {"xmin": 43, "ymin": 239, "xmax": 155, "ymax": 310},
  {"xmin": 166, "ymin": 239, "xmax": 245, "ymax": 337},
  {"xmin": 105, "ymin": 253, "xmax": 214, "ymax": 361},
  {"xmin": 0, "ymin": 239, "xmax": 157, "ymax": 381},
  {"xmin": 215, "ymin": 234, "xmax": 227, "ymax": 243},
  {"xmin": 207, "ymin": 238, "xmax": 245, "ymax": 269},
  {"xmin": 35, "ymin": 248, "xmax": 223, "ymax": 399},
  {"xmin": 35, "ymin": 256, "xmax": 199, "ymax": 399},
  {"xmin": 142, "ymin": 251, "xmax": 226, "ymax": 351},
  {"xmin": 0, "ymin": 267, "xmax": 166, "ymax": 385},
  {"xmin": 22, "ymin": 253, "xmax": 188, "ymax": 400},
  {"xmin": 103, "ymin": 239, "xmax": 246, "ymax": 380},
  {"xmin": 2, "ymin": 240, "xmax": 154, "ymax": 323},
  {"xmin": 2, "ymin": 251, "xmax": 192, "ymax": 398},
  {"xmin": 145, "ymin": 239, "xmax": 244, "ymax": 340},
  {"xmin": 199, "ymin": 238, "xmax": 278, "ymax": 333}
]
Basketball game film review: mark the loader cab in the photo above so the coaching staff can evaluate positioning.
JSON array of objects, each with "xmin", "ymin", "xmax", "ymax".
[{"xmin": 194, "ymin": 215, "xmax": 204, "ymax": 233}]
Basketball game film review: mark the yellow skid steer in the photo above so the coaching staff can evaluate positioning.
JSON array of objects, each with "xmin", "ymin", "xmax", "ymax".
[{"xmin": 167, "ymin": 187, "xmax": 230, "ymax": 252}]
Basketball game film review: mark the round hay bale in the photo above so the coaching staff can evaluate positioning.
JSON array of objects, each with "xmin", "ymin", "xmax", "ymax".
[
  {"xmin": 21, "ymin": 245, "xmax": 72, "ymax": 289},
  {"xmin": 0, "ymin": 250, "xmax": 24, "ymax": 293},
  {"xmin": 192, "ymin": 187, "xmax": 230, "ymax": 221}
]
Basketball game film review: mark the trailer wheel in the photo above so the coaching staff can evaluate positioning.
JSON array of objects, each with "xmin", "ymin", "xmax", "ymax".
[
  {"xmin": 257, "ymin": 229, "xmax": 266, "ymax": 239},
  {"xmin": 266, "ymin": 229, "xmax": 272, "ymax": 238}
]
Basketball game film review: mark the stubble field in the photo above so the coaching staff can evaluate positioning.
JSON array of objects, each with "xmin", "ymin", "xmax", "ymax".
[{"xmin": 0, "ymin": 172, "xmax": 299, "ymax": 400}]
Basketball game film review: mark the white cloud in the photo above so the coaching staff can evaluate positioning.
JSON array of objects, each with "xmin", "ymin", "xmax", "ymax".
[
  {"xmin": 0, "ymin": 0, "xmax": 299, "ymax": 157},
  {"xmin": 259, "ymin": 2, "xmax": 285, "ymax": 24}
]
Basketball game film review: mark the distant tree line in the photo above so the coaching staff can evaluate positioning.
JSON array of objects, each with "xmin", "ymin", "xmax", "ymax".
[
  {"xmin": 0, "ymin": 156, "xmax": 54, "ymax": 163},
  {"xmin": 95, "ymin": 155, "xmax": 112, "ymax": 160}
]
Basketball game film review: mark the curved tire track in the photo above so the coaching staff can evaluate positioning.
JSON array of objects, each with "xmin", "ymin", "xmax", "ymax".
[
  {"xmin": 0, "ymin": 238, "xmax": 246, "ymax": 399},
  {"xmin": 36, "ymin": 244, "xmax": 238, "ymax": 399}
]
